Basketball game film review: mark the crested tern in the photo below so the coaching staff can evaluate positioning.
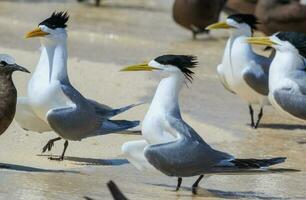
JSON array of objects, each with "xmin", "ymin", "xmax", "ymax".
[
  {"xmin": 14, "ymin": 12, "xmax": 140, "ymax": 160},
  {"xmin": 121, "ymin": 54, "xmax": 287, "ymax": 193},
  {"xmin": 206, "ymin": 14, "xmax": 272, "ymax": 129},
  {"xmin": 247, "ymin": 32, "xmax": 306, "ymax": 122},
  {"xmin": 0, "ymin": 54, "xmax": 29, "ymax": 136}
]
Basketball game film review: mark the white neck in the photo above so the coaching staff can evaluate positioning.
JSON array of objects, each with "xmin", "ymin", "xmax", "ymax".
[
  {"xmin": 269, "ymin": 51, "xmax": 304, "ymax": 90},
  {"xmin": 148, "ymin": 72, "xmax": 184, "ymax": 117},
  {"xmin": 34, "ymin": 38, "xmax": 69, "ymax": 83},
  {"xmin": 222, "ymin": 27, "xmax": 255, "ymax": 78},
  {"xmin": 230, "ymin": 26, "xmax": 252, "ymax": 38}
]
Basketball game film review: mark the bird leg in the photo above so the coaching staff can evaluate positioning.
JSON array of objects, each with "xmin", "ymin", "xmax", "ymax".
[
  {"xmin": 49, "ymin": 140, "xmax": 69, "ymax": 161},
  {"xmin": 176, "ymin": 177, "xmax": 182, "ymax": 191},
  {"xmin": 192, "ymin": 31, "xmax": 197, "ymax": 40},
  {"xmin": 248, "ymin": 105, "xmax": 255, "ymax": 128},
  {"xmin": 95, "ymin": 0, "xmax": 100, "ymax": 6},
  {"xmin": 192, "ymin": 175, "xmax": 204, "ymax": 194},
  {"xmin": 254, "ymin": 108, "xmax": 263, "ymax": 129},
  {"xmin": 42, "ymin": 137, "xmax": 62, "ymax": 153}
]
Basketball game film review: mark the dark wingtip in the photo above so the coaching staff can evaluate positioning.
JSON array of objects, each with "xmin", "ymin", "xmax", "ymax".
[
  {"xmin": 107, "ymin": 180, "xmax": 128, "ymax": 200},
  {"xmin": 268, "ymin": 157, "xmax": 286, "ymax": 165}
]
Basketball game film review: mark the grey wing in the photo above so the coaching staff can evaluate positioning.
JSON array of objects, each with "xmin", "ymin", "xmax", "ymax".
[
  {"xmin": 144, "ymin": 115, "xmax": 233, "ymax": 177},
  {"xmin": 166, "ymin": 115, "xmax": 232, "ymax": 161},
  {"xmin": 217, "ymin": 64, "xmax": 236, "ymax": 94},
  {"xmin": 273, "ymin": 87, "xmax": 306, "ymax": 120},
  {"xmin": 88, "ymin": 98, "xmax": 142, "ymax": 118},
  {"xmin": 145, "ymin": 137, "xmax": 233, "ymax": 177},
  {"xmin": 288, "ymin": 70, "xmax": 306, "ymax": 95},
  {"xmin": 242, "ymin": 61, "xmax": 269, "ymax": 96},
  {"xmin": 47, "ymin": 85, "xmax": 101, "ymax": 141}
]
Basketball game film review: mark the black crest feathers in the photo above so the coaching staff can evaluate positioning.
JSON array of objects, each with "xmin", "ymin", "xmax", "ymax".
[
  {"xmin": 39, "ymin": 11, "xmax": 69, "ymax": 29},
  {"xmin": 228, "ymin": 14, "xmax": 259, "ymax": 31},
  {"xmin": 154, "ymin": 55, "xmax": 198, "ymax": 82},
  {"xmin": 276, "ymin": 32, "xmax": 306, "ymax": 58}
]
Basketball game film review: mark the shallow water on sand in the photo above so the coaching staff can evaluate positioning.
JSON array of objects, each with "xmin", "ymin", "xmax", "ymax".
[{"xmin": 0, "ymin": 0, "xmax": 306, "ymax": 199}]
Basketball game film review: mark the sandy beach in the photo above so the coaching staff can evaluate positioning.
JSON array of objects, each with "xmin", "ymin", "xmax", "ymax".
[{"xmin": 0, "ymin": 0, "xmax": 306, "ymax": 199}]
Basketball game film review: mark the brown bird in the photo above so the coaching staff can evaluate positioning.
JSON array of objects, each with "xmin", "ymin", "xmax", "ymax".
[
  {"xmin": 224, "ymin": 0, "xmax": 257, "ymax": 15},
  {"xmin": 255, "ymin": 0, "xmax": 306, "ymax": 35},
  {"xmin": 172, "ymin": 0, "xmax": 227, "ymax": 39},
  {"xmin": 0, "ymin": 55, "xmax": 29, "ymax": 136}
]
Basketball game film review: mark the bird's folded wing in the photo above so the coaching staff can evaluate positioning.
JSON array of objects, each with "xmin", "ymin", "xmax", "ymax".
[
  {"xmin": 46, "ymin": 84, "xmax": 101, "ymax": 140},
  {"xmin": 288, "ymin": 70, "xmax": 306, "ymax": 95},
  {"xmin": 217, "ymin": 64, "xmax": 236, "ymax": 94},
  {"xmin": 273, "ymin": 87, "xmax": 306, "ymax": 120},
  {"xmin": 93, "ymin": 102, "xmax": 143, "ymax": 118},
  {"xmin": 15, "ymin": 97, "xmax": 51, "ymax": 133},
  {"xmin": 46, "ymin": 105, "xmax": 100, "ymax": 140},
  {"xmin": 242, "ymin": 62, "xmax": 269, "ymax": 95}
]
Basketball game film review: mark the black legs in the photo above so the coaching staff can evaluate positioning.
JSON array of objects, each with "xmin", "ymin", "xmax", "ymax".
[
  {"xmin": 176, "ymin": 177, "xmax": 182, "ymax": 191},
  {"xmin": 49, "ymin": 140, "xmax": 69, "ymax": 161},
  {"xmin": 249, "ymin": 105, "xmax": 264, "ymax": 129},
  {"xmin": 42, "ymin": 137, "xmax": 62, "ymax": 153},
  {"xmin": 95, "ymin": 0, "xmax": 100, "ymax": 6},
  {"xmin": 249, "ymin": 105, "xmax": 255, "ymax": 128},
  {"xmin": 192, "ymin": 175, "xmax": 204, "ymax": 194},
  {"xmin": 42, "ymin": 138, "xmax": 69, "ymax": 161},
  {"xmin": 255, "ymin": 108, "xmax": 263, "ymax": 129}
]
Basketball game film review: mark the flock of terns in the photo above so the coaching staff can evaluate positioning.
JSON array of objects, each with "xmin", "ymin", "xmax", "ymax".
[{"xmin": 0, "ymin": 10, "xmax": 305, "ymax": 198}]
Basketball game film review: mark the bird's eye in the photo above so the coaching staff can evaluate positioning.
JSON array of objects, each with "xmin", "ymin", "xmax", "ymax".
[{"xmin": 0, "ymin": 61, "xmax": 7, "ymax": 66}]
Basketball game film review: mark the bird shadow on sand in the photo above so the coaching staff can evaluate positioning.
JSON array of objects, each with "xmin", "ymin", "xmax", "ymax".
[
  {"xmin": 147, "ymin": 183, "xmax": 291, "ymax": 199},
  {"xmin": 0, "ymin": 163, "xmax": 79, "ymax": 173},
  {"xmin": 37, "ymin": 154, "xmax": 129, "ymax": 166},
  {"xmin": 258, "ymin": 123, "xmax": 306, "ymax": 130}
]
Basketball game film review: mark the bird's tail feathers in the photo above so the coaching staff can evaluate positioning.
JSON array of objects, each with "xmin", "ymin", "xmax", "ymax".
[
  {"xmin": 231, "ymin": 157, "xmax": 286, "ymax": 169},
  {"xmin": 97, "ymin": 119, "xmax": 140, "ymax": 135},
  {"xmin": 100, "ymin": 102, "xmax": 145, "ymax": 118}
]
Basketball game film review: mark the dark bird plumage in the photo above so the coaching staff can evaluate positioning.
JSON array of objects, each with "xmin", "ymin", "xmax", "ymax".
[
  {"xmin": 0, "ymin": 57, "xmax": 29, "ymax": 136},
  {"xmin": 172, "ymin": 0, "xmax": 227, "ymax": 39},
  {"xmin": 276, "ymin": 32, "xmax": 306, "ymax": 58},
  {"xmin": 154, "ymin": 55, "xmax": 198, "ymax": 82},
  {"xmin": 255, "ymin": 0, "xmax": 306, "ymax": 35},
  {"xmin": 107, "ymin": 181, "xmax": 128, "ymax": 200},
  {"xmin": 39, "ymin": 11, "xmax": 69, "ymax": 29}
]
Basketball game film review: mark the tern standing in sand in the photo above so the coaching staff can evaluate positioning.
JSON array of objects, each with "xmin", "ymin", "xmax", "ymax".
[
  {"xmin": 0, "ymin": 54, "xmax": 30, "ymax": 136},
  {"xmin": 247, "ymin": 32, "xmax": 306, "ymax": 123},
  {"xmin": 207, "ymin": 14, "xmax": 272, "ymax": 129},
  {"xmin": 121, "ymin": 54, "xmax": 287, "ymax": 194},
  {"xmin": 14, "ymin": 12, "xmax": 140, "ymax": 161}
]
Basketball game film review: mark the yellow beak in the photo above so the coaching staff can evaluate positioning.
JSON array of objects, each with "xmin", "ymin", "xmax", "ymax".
[
  {"xmin": 245, "ymin": 37, "xmax": 276, "ymax": 46},
  {"xmin": 25, "ymin": 28, "xmax": 49, "ymax": 38},
  {"xmin": 206, "ymin": 22, "xmax": 234, "ymax": 30},
  {"xmin": 120, "ymin": 63, "xmax": 161, "ymax": 72}
]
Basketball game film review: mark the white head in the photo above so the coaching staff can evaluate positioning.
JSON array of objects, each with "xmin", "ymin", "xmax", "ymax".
[
  {"xmin": 25, "ymin": 11, "xmax": 69, "ymax": 45},
  {"xmin": 120, "ymin": 55, "xmax": 198, "ymax": 82},
  {"xmin": 206, "ymin": 14, "xmax": 259, "ymax": 36},
  {"xmin": 247, "ymin": 32, "xmax": 306, "ymax": 59}
]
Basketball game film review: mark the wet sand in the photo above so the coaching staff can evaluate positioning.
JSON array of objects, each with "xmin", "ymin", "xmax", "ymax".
[{"xmin": 0, "ymin": 0, "xmax": 306, "ymax": 199}]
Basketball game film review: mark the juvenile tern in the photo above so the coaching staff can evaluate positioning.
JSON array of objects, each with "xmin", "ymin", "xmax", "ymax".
[
  {"xmin": 206, "ymin": 14, "xmax": 272, "ymax": 128},
  {"xmin": 0, "ymin": 54, "xmax": 29, "ymax": 136},
  {"xmin": 15, "ymin": 12, "xmax": 140, "ymax": 160},
  {"xmin": 247, "ymin": 32, "xmax": 306, "ymax": 122},
  {"xmin": 121, "ymin": 55, "xmax": 287, "ymax": 193}
]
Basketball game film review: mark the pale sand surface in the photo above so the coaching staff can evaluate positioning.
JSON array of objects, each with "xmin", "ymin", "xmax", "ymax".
[{"xmin": 0, "ymin": 0, "xmax": 306, "ymax": 199}]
